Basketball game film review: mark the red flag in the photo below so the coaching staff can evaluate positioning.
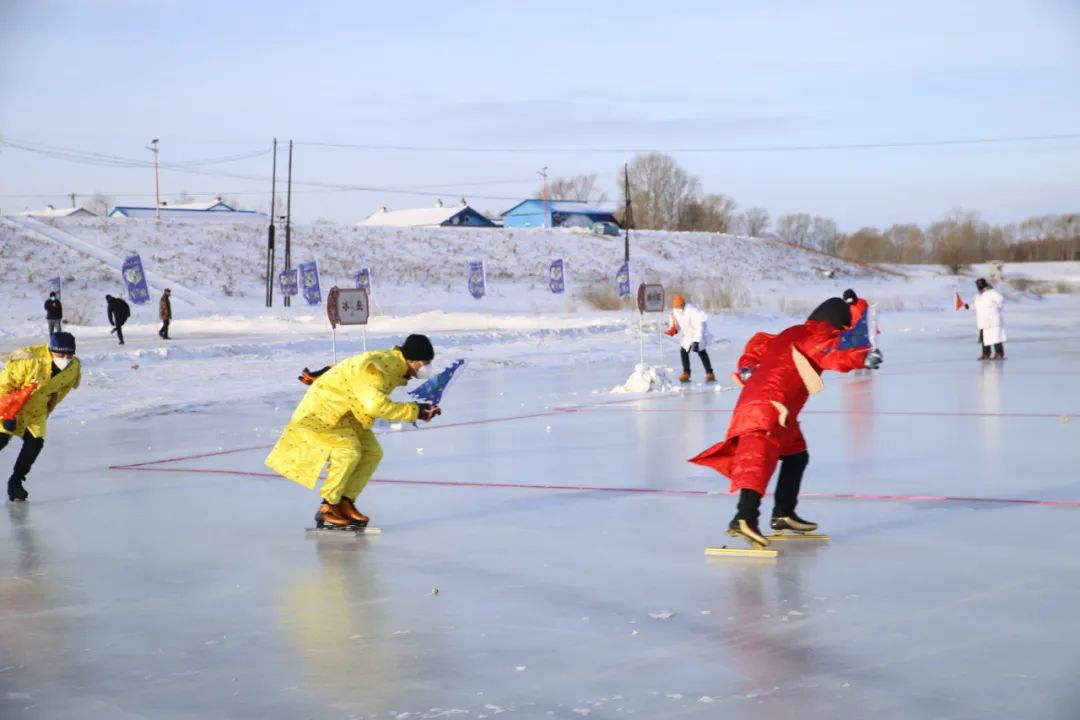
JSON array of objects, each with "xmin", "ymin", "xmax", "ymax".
[
  {"xmin": 0, "ymin": 383, "xmax": 37, "ymax": 424},
  {"xmin": 954, "ymin": 292, "xmax": 965, "ymax": 311}
]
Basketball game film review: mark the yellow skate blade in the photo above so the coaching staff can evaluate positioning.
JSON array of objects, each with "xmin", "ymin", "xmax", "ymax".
[
  {"xmin": 767, "ymin": 533, "xmax": 830, "ymax": 541},
  {"xmin": 704, "ymin": 546, "xmax": 778, "ymax": 559}
]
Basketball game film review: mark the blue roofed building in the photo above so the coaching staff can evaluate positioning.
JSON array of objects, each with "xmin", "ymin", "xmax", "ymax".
[
  {"xmin": 109, "ymin": 199, "xmax": 264, "ymax": 221},
  {"xmin": 501, "ymin": 199, "xmax": 619, "ymax": 229}
]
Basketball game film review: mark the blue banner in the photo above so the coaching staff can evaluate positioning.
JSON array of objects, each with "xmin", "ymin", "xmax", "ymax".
[
  {"xmin": 48, "ymin": 276, "xmax": 62, "ymax": 301},
  {"xmin": 467, "ymin": 260, "xmax": 486, "ymax": 300},
  {"xmin": 279, "ymin": 268, "xmax": 298, "ymax": 297},
  {"xmin": 839, "ymin": 313, "xmax": 871, "ymax": 349},
  {"xmin": 408, "ymin": 359, "xmax": 466, "ymax": 404},
  {"xmin": 354, "ymin": 267, "xmax": 371, "ymax": 292},
  {"xmin": 548, "ymin": 258, "xmax": 565, "ymax": 295},
  {"xmin": 121, "ymin": 254, "xmax": 151, "ymax": 305},
  {"xmin": 299, "ymin": 261, "xmax": 321, "ymax": 306},
  {"xmin": 615, "ymin": 262, "xmax": 631, "ymax": 299}
]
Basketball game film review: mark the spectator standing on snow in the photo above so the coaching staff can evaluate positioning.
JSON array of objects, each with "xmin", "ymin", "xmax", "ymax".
[
  {"xmin": 265, "ymin": 334, "xmax": 442, "ymax": 529},
  {"xmin": 44, "ymin": 292, "xmax": 63, "ymax": 337},
  {"xmin": 0, "ymin": 332, "xmax": 81, "ymax": 502},
  {"xmin": 965, "ymin": 278, "xmax": 1006, "ymax": 360},
  {"xmin": 158, "ymin": 288, "xmax": 172, "ymax": 339},
  {"xmin": 106, "ymin": 294, "xmax": 131, "ymax": 345},
  {"xmin": 665, "ymin": 293, "xmax": 715, "ymax": 383}
]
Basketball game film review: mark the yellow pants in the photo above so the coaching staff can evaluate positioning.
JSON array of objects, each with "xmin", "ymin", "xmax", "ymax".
[{"xmin": 319, "ymin": 427, "xmax": 384, "ymax": 504}]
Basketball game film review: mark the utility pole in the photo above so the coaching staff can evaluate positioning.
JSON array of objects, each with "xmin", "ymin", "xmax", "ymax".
[
  {"xmin": 537, "ymin": 166, "xmax": 549, "ymax": 228},
  {"xmin": 622, "ymin": 163, "xmax": 633, "ymax": 263},
  {"xmin": 284, "ymin": 139, "xmax": 294, "ymax": 307},
  {"xmin": 266, "ymin": 138, "xmax": 277, "ymax": 307},
  {"xmin": 147, "ymin": 138, "xmax": 161, "ymax": 222},
  {"xmin": 70, "ymin": 192, "xmax": 76, "ymax": 209}
]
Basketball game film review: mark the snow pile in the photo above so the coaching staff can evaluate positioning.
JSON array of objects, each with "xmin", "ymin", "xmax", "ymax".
[{"xmin": 611, "ymin": 363, "xmax": 677, "ymax": 394}]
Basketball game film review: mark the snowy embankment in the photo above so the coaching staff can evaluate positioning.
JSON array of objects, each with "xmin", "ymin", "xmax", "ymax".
[{"xmin": 2, "ymin": 214, "xmax": 1078, "ymax": 425}]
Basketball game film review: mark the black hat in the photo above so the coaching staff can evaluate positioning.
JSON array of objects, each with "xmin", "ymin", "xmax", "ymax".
[
  {"xmin": 807, "ymin": 298, "xmax": 852, "ymax": 329},
  {"xmin": 49, "ymin": 331, "xmax": 76, "ymax": 354},
  {"xmin": 400, "ymin": 334, "xmax": 434, "ymax": 362},
  {"xmin": 842, "ymin": 288, "xmax": 858, "ymax": 304},
  {"xmin": 975, "ymin": 278, "xmax": 989, "ymax": 290}
]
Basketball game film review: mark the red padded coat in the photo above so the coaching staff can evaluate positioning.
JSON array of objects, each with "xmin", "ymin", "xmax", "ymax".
[{"xmin": 690, "ymin": 320, "xmax": 869, "ymax": 492}]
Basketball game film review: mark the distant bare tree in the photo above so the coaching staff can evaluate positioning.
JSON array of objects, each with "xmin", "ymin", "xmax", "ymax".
[
  {"xmin": 809, "ymin": 217, "xmax": 841, "ymax": 255},
  {"xmin": 621, "ymin": 153, "xmax": 701, "ymax": 230},
  {"xmin": 775, "ymin": 213, "xmax": 813, "ymax": 248},
  {"xmin": 539, "ymin": 174, "xmax": 609, "ymax": 203},
  {"xmin": 840, "ymin": 227, "xmax": 891, "ymax": 262},
  {"xmin": 679, "ymin": 193, "xmax": 737, "ymax": 233},
  {"xmin": 85, "ymin": 193, "xmax": 114, "ymax": 216},
  {"xmin": 883, "ymin": 224, "xmax": 926, "ymax": 263},
  {"xmin": 737, "ymin": 207, "xmax": 770, "ymax": 237}
]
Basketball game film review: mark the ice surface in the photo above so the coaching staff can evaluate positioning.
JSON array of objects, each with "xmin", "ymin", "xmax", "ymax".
[{"xmin": 1, "ymin": 293, "xmax": 1080, "ymax": 719}]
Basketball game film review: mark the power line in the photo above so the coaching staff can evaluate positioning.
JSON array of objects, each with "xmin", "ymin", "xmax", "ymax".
[{"xmin": 295, "ymin": 132, "xmax": 1080, "ymax": 154}]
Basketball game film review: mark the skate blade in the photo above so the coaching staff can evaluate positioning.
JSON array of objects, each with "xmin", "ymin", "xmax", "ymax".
[
  {"xmin": 306, "ymin": 526, "xmax": 382, "ymax": 535},
  {"xmin": 768, "ymin": 533, "xmax": 830, "ymax": 541},
  {"xmin": 705, "ymin": 546, "xmax": 778, "ymax": 559}
]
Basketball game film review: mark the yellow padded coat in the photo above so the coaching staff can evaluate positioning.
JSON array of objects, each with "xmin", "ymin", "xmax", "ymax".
[
  {"xmin": 265, "ymin": 347, "xmax": 421, "ymax": 489},
  {"xmin": 0, "ymin": 345, "xmax": 82, "ymax": 439}
]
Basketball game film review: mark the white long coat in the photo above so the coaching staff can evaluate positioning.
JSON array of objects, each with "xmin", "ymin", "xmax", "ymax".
[
  {"xmin": 973, "ymin": 288, "xmax": 1006, "ymax": 345},
  {"xmin": 670, "ymin": 302, "xmax": 712, "ymax": 352}
]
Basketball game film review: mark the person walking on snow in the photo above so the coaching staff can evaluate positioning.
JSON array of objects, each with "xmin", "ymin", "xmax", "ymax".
[
  {"xmin": 964, "ymin": 278, "xmax": 1006, "ymax": 360},
  {"xmin": 689, "ymin": 298, "xmax": 881, "ymax": 547},
  {"xmin": 265, "ymin": 334, "xmax": 442, "ymax": 528},
  {"xmin": 44, "ymin": 292, "xmax": 63, "ymax": 337},
  {"xmin": 665, "ymin": 293, "xmax": 715, "ymax": 383},
  {"xmin": 106, "ymin": 294, "xmax": 131, "ymax": 345},
  {"xmin": 0, "ymin": 332, "xmax": 81, "ymax": 502},
  {"xmin": 158, "ymin": 288, "xmax": 172, "ymax": 339}
]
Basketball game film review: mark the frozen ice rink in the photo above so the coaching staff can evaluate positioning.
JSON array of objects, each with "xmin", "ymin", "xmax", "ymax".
[{"xmin": 3, "ymin": 304, "xmax": 1080, "ymax": 720}]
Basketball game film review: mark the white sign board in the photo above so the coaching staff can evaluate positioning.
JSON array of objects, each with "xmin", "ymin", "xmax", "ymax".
[
  {"xmin": 637, "ymin": 283, "xmax": 665, "ymax": 313},
  {"xmin": 328, "ymin": 287, "xmax": 370, "ymax": 326}
]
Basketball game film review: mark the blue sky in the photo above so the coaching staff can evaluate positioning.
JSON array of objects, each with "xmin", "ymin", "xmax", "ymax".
[{"xmin": 1, "ymin": 0, "xmax": 1077, "ymax": 229}]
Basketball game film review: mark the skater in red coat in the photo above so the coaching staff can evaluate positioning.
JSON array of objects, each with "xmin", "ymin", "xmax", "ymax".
[
  {"xmin": 842, "ymin": 288, "xmax": 869, "ymax": 328},
  {"xmin": 689, "ymin": 298, "xmax": 882, "ymax": 546}
]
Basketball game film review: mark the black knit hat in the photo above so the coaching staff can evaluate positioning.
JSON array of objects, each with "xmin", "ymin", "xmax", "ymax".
[
  {"xmin": 975, "ymin": 278, "xmax": 989, "ymax": 290},
  {"xmin": 807, "ymin": 298, "xmax": 852, "ymax": 329},
  {"xmin": 842, "ymin": 288, "xmax": 857, "ymax": 304},
  {"xmin": 49, "ymin": 331, "xmax": 76, "ymax": 354},
  {"xmin": 400, "ymin": 334, "xmax": 434, "ymax": 362}
]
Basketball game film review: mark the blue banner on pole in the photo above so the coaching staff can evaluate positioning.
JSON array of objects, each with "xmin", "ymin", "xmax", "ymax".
[
  {"xmin": 548, "ymin": 258, "xmax": 565, "ymax": 295},
  {"xmin": 121, "ymin": 254, "xmax": 151, "ymax": 304},
  {"xmin": 467, "ymin": 260, "xmax": 486, "ymax": 300},
  {"xmin": 48, "ymin": 276, "xmax": 62, "ymax": 301},
  {"xmin": 839, "ymin": 312, "xmax": 871, "ymax": 349},
  {"xmin": 354, "ymin": 267, "xmax": 371, "ymax": 293},
  {"xmin": 279, "ymin": 268, "xmax": 298, "ymax": 297},
  {"xmin": 299, "ymin": 261, "xmax": 321, "ymax": 306},
  {"xmin": 408, "ymin": 359, "xmax": 466, "ymax": 404},
  {"xmin": 615, "ymin": 262, "xmax": 631, "ymax": 298}
]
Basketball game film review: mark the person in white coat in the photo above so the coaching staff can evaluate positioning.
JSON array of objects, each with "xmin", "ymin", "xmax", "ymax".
[
  {"xmin": 965, "ymin": 277, "xmax": 1006, "ymax": 360},
  {"xmin": 665, "ymin": 293, "xmax": 715, "ymax": 383}
]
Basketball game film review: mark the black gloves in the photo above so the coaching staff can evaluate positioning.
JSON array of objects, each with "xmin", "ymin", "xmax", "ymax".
[
  {"xmin": 417, "ymin": 403, "xmax": 442, "ymax": 422},
  {"xmin": 865, "ymin": 348, "xmax": 883, "ymax": 370},
  {"xmin": 2, "ymin": 419, "xmax": 16, "ymax": 433}
]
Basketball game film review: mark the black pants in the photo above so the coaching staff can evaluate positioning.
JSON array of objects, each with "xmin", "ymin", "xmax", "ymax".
[
  {"xmin": 736, "ymin": 450, "xmax": 810, "ymax": 522},
  {"xmin": 113, "ymin": 322, "xmax": 125, "ymax": 344},
  {"xmin": 159, "ymin": 319, "xmax": 170, "ymax": 339},
  {"xmin": 0, "ymin": 430, "xmax": 46, "ymax": 481},
  {"xmin": 47, "ymin": 319, "xmax": 62, "ymax": 336},
  {"xmin": 680, "ymin": 347, "xmax": 714, "ymax": 374},
  {"xmin": 978, "ymin": 330, "xmax": 1004, "ymax": 357}
]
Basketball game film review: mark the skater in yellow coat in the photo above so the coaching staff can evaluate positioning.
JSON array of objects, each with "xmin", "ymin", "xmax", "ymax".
[
  {"xmin": 265, "ymin": 335, "xmax": 441, "ymax": 528},
  {"xmin": 1, "ymin": 332, "xmax": 81, "ymax": 502}
]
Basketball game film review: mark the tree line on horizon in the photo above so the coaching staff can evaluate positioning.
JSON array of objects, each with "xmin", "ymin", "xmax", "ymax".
[{"xmin": 539, "ymin": 153, "xmax": 1079, "ymax": 267}]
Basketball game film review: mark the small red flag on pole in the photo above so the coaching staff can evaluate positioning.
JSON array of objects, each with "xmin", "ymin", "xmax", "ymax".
[
  {"xmin": 0, "ymin": 383, "xmax": 37, "ymax": 427},
  {"xmin": 954, "ymin": 292, "xmax": 965, "ymax": 310}
]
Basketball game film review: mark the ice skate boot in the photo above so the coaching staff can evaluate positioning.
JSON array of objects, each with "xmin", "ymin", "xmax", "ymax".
[
  {"xmin": 771, "ymin": 512, "xmax": 818, "ymax": 533},
  {"xmin": 991, "ymin": 352, "xmax": 1005, "ymax": 360},
  {"xmin": 727, "ymin": 515, "xmax": 770, "ymax": 548},
  {"xmin": 705, "ymin": 372, "xmax": 716, "ymax": 383},
  {"xmin": 678, "ymin": 372, "xmax": 691, "ymax": 383},
  {"xmin": 339, "ymin": 497, "xmax": 369, "ymax": 527},
  {"xmin": 7, "ymin": 476, "xmax": 28, "ymax": 502},
  {"xmin": 314, "ymin": 500, "xmax": 352, "ymax": 529}
]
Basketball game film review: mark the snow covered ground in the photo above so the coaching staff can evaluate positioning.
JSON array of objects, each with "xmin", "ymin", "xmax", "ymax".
[{"xmin": 2, "ymin": 218, "xmax": 1080, "ymax": 718}]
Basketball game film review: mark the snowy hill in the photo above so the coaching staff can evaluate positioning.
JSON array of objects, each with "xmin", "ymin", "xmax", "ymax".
[{"xmin": 1, "ymin": 215, "xmax": 883, "ymax": 330}]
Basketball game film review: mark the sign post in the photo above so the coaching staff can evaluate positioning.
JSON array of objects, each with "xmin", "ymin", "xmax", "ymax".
[
  {"xmin": 636, "ymin": 283, "xmax": 665, "ymax": 366},
  {"xmin": 327, "ymin": 286, "xmax": 371, "ymax": 364}
]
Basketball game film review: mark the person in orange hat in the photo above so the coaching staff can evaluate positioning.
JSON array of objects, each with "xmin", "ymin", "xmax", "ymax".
[{"xmin": 665, "ymin": 293, "xmax": 715, "ymax": 383}]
